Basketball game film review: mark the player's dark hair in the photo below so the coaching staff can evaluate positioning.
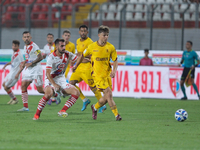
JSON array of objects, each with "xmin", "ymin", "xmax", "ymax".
[
  {"xmin": 47, "ymin": 33, "xmax": 54, "ymax": 37},
  {"xmin": 144, "ymin": 49, "xmax": 149, "ymax": 52},
  {"xmin": 98, "ymin": 25, "xmax": 109, "ymax": 34},
  {"xmin": 79, "ymin": 25, "xmax": 88, "ymax": 30},
  {"xmin": 54, "ymin": 38, "xmax": 65, "ymax": 45},
  {"xmin": 187, "ymin": 41, "xmax": 193, "ymax": 46},
  {"xmin": 22, "ymin": 31, "xmax": 30, "ymax": 35},
  {"xmin": 12, "ymin": 40, "xmax": 20, "ymax": 46},
  {"xmin": 63, "ymin": 30, "xmax": 71, "ymax": 35}
]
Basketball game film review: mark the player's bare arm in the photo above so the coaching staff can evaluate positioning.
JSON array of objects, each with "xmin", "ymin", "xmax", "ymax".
[
  {"xmin": 46, "ymin": 68, "xmax": 60, "ymax": 91},
  {"xmin": 25, "ymin": 52, "xmax": 43, "ymax": 68},
  {"xmin": 2, "ymin": 62, "xmax": 11, "ymax": 70},
  {"xmin": 110, "ymin": 59, "xmax": 118, "ymax": 78},
  {"xmin": 72, "ymin": 54, "xmax": 84, "ymax": 72}
]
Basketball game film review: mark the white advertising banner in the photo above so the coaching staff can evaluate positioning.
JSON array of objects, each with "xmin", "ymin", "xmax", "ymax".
[{"xmin": 0, "ymin": 65, "xmax": 200, "ymax": 100}]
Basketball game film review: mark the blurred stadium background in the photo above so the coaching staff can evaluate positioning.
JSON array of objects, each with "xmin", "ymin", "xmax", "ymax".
[{"xmin": 0, "ymin": 0, "xmax": 200, "ymax": 50}]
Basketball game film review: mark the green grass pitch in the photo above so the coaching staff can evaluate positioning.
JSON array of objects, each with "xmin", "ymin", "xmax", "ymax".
[{"xmin": 0, "ymin": 95, "xmax": 200, "ymax": 150}]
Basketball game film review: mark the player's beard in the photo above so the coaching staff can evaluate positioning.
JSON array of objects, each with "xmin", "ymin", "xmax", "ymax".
[
  {"xmin": 25, "ymin": 40, "xmax": 30, "ymax": 45},
  {"xmin": 81, "ymin": 34, "xmax": 87, "ymax": 39},
  {"xmin": 58, "ymin": 48, "xmax": 65, "ymax": 54}
]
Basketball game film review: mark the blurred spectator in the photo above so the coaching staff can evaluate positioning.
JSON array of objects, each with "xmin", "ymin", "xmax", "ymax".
[{"xmin": 139, "ymin": 49, "xmax": 153, "ymax": 66}]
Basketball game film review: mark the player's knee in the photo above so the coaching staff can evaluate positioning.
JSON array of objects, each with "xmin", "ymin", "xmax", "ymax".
[
  {"xmin": 72, "ymin": 87, "xmax": 80, "ymax": 97},
  {"xmin": 44, "ymin": 93, "xmax": 52, "ymax": 99},
  {"xmin": 37, "ymin": 87, "xmax": 44, "ymax": 94}
]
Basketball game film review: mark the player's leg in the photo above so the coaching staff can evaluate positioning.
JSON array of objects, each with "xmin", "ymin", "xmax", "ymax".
[
  {"xmin": 58, "ymin": 82, "xmax": 80, "ymax": 118},
  {"xmin": 190, "ymin": 69, "xmax": 200, "ymax": 98},
  {"xmin": 69, "ymin": 72, "xmax": 90, "ymax": 110},
  {"xmin": 180, "ymin": 68, "xmax": 188, "ymax": 100},
  {"xmin": 17, "ymin": 80, "xmax": 32, "ymax": 111},
  {"xmin": 3, "ymin": 75, "xmax": 18, "ymax": 104},
  {"xmin": 33, "ymin": 86, "xmax": 54, "ymax": 120}
]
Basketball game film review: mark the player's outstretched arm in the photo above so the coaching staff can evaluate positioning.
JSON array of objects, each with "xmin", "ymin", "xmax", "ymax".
[
  {"xmin": 110, "ymin": 59, "xmax": 118, "ymax": 78},
  {"xmin": 2, "ymin": 62, "xmax": 11, "ymax": 70}
]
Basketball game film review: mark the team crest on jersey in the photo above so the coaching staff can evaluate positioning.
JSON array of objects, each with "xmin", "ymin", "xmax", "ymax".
[
  {"xmin": 169, "ymin": 68, "xmax": 183, "ymax": 97},
  {"xmin": 57, "ymin": 63, "xmax": 65, "ymax": 70}
]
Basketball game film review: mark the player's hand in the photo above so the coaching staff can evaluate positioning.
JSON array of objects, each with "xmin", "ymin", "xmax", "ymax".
[
  {"xmin": 191, "ymin": 65, "xmax": 195, "ymax": 70},
  {"xmin": 179, "ymin": 63, "xmax": 182, "ymax": 67},
  {"xmin": 25, "ymin": 62, "xmax": 32, "ymax": 68},
  {"xmin": 72, "ymin": 66, "xmax": 77, "ymax": 72},
  {"xmin": 110, "ymin": 71, "xmax": 116, "ymax": 78},
  {"xmin": 53, "ymin": 84, "xmax": 61, "ymax": 92}
]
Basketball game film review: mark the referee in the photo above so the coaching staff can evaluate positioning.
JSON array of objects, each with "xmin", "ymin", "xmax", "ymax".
[{"xmin": 179, "ymin": 41, "xmax": 200, "ymax": 100}]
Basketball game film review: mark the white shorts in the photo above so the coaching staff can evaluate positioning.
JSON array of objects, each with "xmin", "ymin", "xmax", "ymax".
[
  {"xmin": 4, "ymin": 72, "xmax": 19, "ymax": 88},
  {"xmin": 22, "ymin": 66, "xmax": 43, "ymax": 87},
  {"xmin": 45, "ymin": 76, "xmax": 74, "ymax": 93}
]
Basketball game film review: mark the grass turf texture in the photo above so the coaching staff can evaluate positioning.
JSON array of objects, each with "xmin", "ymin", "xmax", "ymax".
[{"xmin": 0, "ymin": 95, "xmax": 200, "ymax": 150}]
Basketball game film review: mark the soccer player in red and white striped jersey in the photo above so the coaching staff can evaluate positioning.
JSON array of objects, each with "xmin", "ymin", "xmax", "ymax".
[
  {"xmin": 2, "ymin": 40, "xmax": 24, "ymax": 105},
  {"xmin": 33, "ymin": 39, "xmax": 80, "ymax": 120}
]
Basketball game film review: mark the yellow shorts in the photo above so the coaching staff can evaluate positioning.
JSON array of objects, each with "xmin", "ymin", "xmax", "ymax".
[
  {"xmin": 93, "ymin": 76, "xmax": 112, "ymax": 92},
  {"xmin": 70, "ymin": 69, "xmax": 95, "ymax": 87}
]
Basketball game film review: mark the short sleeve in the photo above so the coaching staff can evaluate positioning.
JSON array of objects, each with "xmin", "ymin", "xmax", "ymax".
[
  {"xmin": 46, "ymin": 55, "xmax": 53, "ymax": 69},
  {"xmin": 194, "ymin": 51, "xmax": 199, "ymax": 60},
  {"xmin": 83, "ymin": 45, "xmax": 92, "ymax": 57},
  {"xmin": 69, "ymin": 52, "xmax": 78, "ymax": 62},
  {"xmin": 110, "ymin": 45, "xmax": 117, "ymax": 61}
]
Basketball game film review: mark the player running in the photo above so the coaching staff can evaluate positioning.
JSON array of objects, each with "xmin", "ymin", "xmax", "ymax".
[
  {"xmin": 33, "ymin": 39, "xmax": 80, "ymax": 120},
  {"xmin": 17, "ymin": 31, "xmax": 47, "ymax": 111},
  {"xmin": 2, "ymin": 40, "xmax": 24, "ymax": 104},
  {"xmin": 69, "ymin": 25, "xmax": 106, "ymax": 112},
  {"xmin": 179, "ymin": 41, "xmax": 200, "ymax": 100},
  {"xmin": 73, "ymin": 25, "xmax": 122, "ymax": 121}
]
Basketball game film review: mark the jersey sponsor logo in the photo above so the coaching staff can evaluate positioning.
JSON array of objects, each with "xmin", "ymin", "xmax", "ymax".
[
  {"xmin": 57, "ymin": 63, "xmax": 65, "ymax": 70},
  {"xmin": 93, "ymin": 50, "xmax": 98, "ymax": 52},
  {"xmin": 96, "ymin": 57, "xmax": 108, "ymax": 61},
  {"xmin": 25, "ymin": 54, "xmax": 29, "ymax": 60}
]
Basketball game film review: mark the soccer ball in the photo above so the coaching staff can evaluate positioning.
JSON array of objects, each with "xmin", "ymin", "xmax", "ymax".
[{"xmin": 175, "ymin": 109, "xmax": 188, "ymax": 122}]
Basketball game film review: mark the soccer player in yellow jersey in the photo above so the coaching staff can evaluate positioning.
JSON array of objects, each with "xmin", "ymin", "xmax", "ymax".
[
  {"xmin": 70, "ymin": 25, "xmax": 106, "ymax": 112},
  {"xmin": 73, "ymin": 25, "xmax": 122, "ymax": 121}
]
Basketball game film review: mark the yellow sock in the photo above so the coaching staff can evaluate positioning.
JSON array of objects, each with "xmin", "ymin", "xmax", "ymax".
[
  {"xmin": 110, "ymin": 105, "xmax": 119, "ymax": 117},
  {"xmin": 94, "ymin": 90, "xmax": 102, "ymax": 101},
  {"xmin": 94, "ymin": 102, "xmax": 102, "ymax": 110},
  {"xmin": 75, "ymin": 85, "xmax": 86, "ymax": 100}
]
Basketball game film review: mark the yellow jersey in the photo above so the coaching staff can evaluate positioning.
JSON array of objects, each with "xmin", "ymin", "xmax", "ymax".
[
  {"xmin": 76, "ymin": 37, "xmax": 93, "ymax": 71},
  {"xmin": 83, "ymin": 41, "xmax": 117, "ymax": 78}
]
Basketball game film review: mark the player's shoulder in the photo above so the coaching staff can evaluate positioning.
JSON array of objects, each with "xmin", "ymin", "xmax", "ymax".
[
  {"xmin": 76, "ymin": 38, "xmax": 81, "ymax": 43},
  {"xmin": 106, "ymin": 42, "xmax": 115, "ymax": 50},
  {"xmin": 87, "ymin": 41, "xmax": 96, "ymax": 48},
  {"xmin": 69, "ymin": 41, "xmax": 75, "ymax": 45},
  {"xmin": 87, "ymin": 37, "xmax": 93, "ymax": 43}
]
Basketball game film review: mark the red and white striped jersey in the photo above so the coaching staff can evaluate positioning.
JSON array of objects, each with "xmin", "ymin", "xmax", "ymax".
[
  {"xmin": 46, "ymin": 50, "xmax": 77, "ymax": 78},
  {"xmin": 10, "ymin": 49, "xmax": 24, "ymax": 74},
  {"xmin": 24, "ymin": 41, "xmax": 40, "ymax": 63}
]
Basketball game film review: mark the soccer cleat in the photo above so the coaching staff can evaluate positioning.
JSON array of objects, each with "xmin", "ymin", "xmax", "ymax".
[
  {"xmin": 17, "ymin": 107, "xmax": 29, "ymax": 111},
  {"xmin": 98, "ymin": 105, "xmax": 107, "ymax": 113},
  {"xmin": 10, "ymin": 99, "xmax": 19, "ymax": 105},
  {"xmin": 91, "ymin": 105, "xmax": 97, "ymax": 120},
  {"xmin": 57, "ymin": 110, "xmax": 68, "ymax": 118},
  {"xmin": 47, "ymin": 99, "xmax": 52, "ymax": 105},
  {"xmin": 7, "ymin": 99, "xmax": 13, "ymax": 104},
  {"xmin": 181, "ymin": 97, "xmax": 188, "ymax": 100},
  {"xmin": 116, "ymin": 114, "xmax": 122, "ymax": 121},
  {"xmin": 81, "ymin": 99, "xmax": 91, "ymax": 111},
  {"xmin": 33, "ymin": 114, "xmax": 39, "ymax": 120},
  {"xmin": 55, "ymin": 94, "xmax": 61, "ymax": 105}
]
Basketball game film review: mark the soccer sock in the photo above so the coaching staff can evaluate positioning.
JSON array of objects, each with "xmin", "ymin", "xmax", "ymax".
[
  {"xmin": 94, "ymin": 90, "xmax": 102, "ymax": 101},
  {"xmin": 35, "ymin": 96, "xmax": 48, "ymax": 116},
  {"xmin": 22, "ymin": 90, "xmax": 28, "ymax": 108},
  {"xmin": 7, "ymin": 89, "xmax": 16, "ymax": 100},
  {"xmin": 75, "ymin": 85, "xmax": 86, "ymax": 100},
  {"xmin": 192, "ymin": 83, "xmax": 200, "ymax": 96},
  {"xmin": 110, "ymin": 105, "xmax": 119, "ymax": 117},
  {"xmin": 61, "ymin": 95, "xmax": 78, "ymax": 111},
  {"xmin": 94, "ymin": 102, "xmax": 102, "ymax": 110}
]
